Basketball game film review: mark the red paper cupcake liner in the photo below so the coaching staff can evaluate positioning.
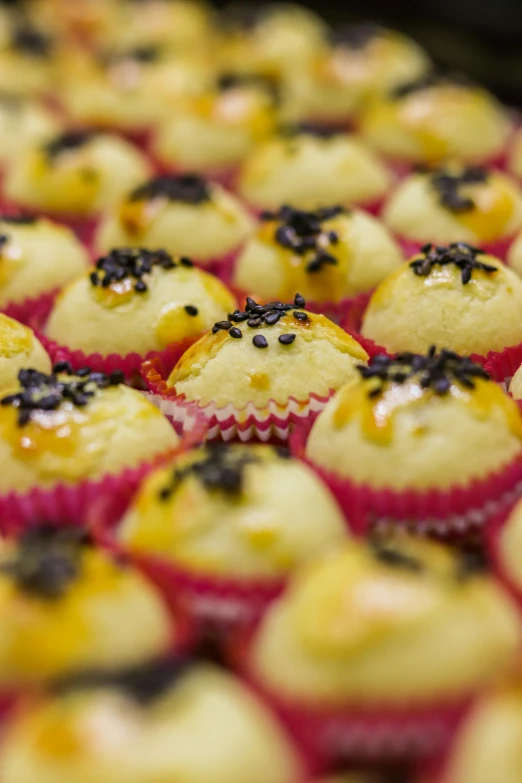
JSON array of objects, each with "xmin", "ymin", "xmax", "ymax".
[
  {"xmin": 232, "ymin": 640, "xmax": 471, "ymax": 764},
  {"xmin": 150, "ymin": 155, "xmax": 240, "ymax": 192},
  {"xmin": 290, "ymin": 420, "xmax": 522, "ymax": 539},
  {"xmin": 484, "ymin": 344, "xmax": 522, "ymax": 386},
  {"xmin": 31, "ymin": 299, "xmax": 203, "ymax": 387},
  {"xmin": 141, "ymin": 355, "xmax": 334, "ymax": 442},
  {"xmin": 1, "ymin": 289, "xmax": 57, "ymax": 327},
  {"xmin": 396, "ymin": 235, "xmax": 515, "ymax": 262},
  {"xmin": 341, "ymin": 292, "xmax": 393, "ymax": 359}
]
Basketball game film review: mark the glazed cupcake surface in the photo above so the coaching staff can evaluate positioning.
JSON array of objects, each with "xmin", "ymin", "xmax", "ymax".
[
  {"xmin": 0, "ymin": 314, "xmax": 50, "ymax": 392},
  {"xmin": 234, "ymin": 205, "xmax": 402, "ymax": 302}
]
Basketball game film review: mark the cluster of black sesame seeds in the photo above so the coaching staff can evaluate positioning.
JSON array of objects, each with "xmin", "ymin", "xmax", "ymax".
[
  {"xmin": 53, "ymin": 657, "xmax": 191, "ymax": 705},
  {"xmin": 129, "ymin": 174, "xmax": 212, "ymax": 205},
  {"xmin": 0, "ymin": 524, "xmax": 90, "ymax": 600},
  {"xmin": 212, "ymin": 293, "xmax": 307, "ymax": 348},
  {"xmin": 1, "ymin": 214, "xmax": 37, "ymax": 225},
  {"xmin": 427, "ymin": 166, "xmax": 489, "ymax": 212},
  {"xmin": 261, "ymin": 205, "xmax": 345, "ymax": 273},
  {"xmin": 44, "ymin": 130, "xmax": 95, "ymax": 161},
  {"xmin": 410, "ymin": 243, "xmax": 497, "ymax": 285},
  {"xmin": 370, "ymin": 536, "xmax": 424, "ymax": 573},
  {"xmin": 0, "ymin": 363, "xmax": 124, "ymax": 426},
  {"xmin": 11, "ymin": 25, "xmax": 52, "ymax": 57},
  {"xmin": 89, "ymin": 247, "xmax": 195, "ymax": 295},
  {"xmin": 106, "ymin": 45, "xmax": 161, "ymax": 66},
  {"xmin": 391, "ymin": 72, "xmax": 470, "ymax": 100},
  {"xmin": 331, "ymin": 22, "xmax": 383, "ymax": 49},
  {"xmin": 216, "ymin": 71, "xmax": 279, "ymax": 101},
  {"xmin": 357, "ymin": 348, "xmax": 490, "ymax": 399},
  {"xmin": 158, "ymin": 444, "xmax": 261, "ymax": 501}
]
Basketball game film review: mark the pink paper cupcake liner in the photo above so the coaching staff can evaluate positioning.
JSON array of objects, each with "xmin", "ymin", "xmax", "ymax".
[
  {"xmin": 484, "ymin": 344, "xmax": 522, "ymax": 386},
  {"xmin": 1, "ymin": 289, "xmax": 57, "ymax": 327},
  {"xmin": 106, "ymin": 546, "xmax": 286, "ymax": 636},
  {"xmin": 341, "ymin": 292, "xmax": 393, "ymax": 359},
  {"xmin": 141, "ymin": 355, "xmax": 334, "ymax": 442},
  {"xmin": 232, "ymin": 641, "xmax": 470, "ymax": 764},
  {"xmin": 290, "ymin": 421, "xmax": 522, "ymax": 539},
  {"xmin": 396, "ymin": 235, "xmax": 515, "ymax": 262},
  {"xmin": 0, "ymin": 451, "xmax": 182, "ymax": 537},
  {"xmin": 31, "ymin": 300, "xmax": 203, "ymax": 387}
]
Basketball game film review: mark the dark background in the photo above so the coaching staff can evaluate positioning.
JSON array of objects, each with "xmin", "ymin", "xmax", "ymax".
[{"xmin": 218, "ymin": 0, "xmax": 522, "ymax": 104}]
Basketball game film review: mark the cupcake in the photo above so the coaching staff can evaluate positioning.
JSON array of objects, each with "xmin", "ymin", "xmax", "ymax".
[
  {"xmin": 0, "ymin": 94, "xmax": 60, "ymax": 169},
  {"xmin": 488, "ymin": 495, "xmax": 522, "ymax": 607},
  {"xmin": 60, "ymin": 44, "xmax": 212, "ymax": 139},
  {"xmin": 237, "ymin": 125, "xmax": 392, "ymax": 212},
  {"xmin": 243, "ymin": 535, "xmax": 521, "ymax": 763},
  {"xmin": 422, "ymin": 687, "xmax": 522, "ymax": 783},
  {"xmin": 508, "ymin": 126, "xmax": 522, "ymax": 181},
  {"xmin": 218, "ymin": 3, "xmax": 328, "ymax": 81},
  {"xmin": 109, "ymin": 0, "xmax": 215, "ymax": 52},
  {"xmin": 360, "ymin": 74, "xmax": 511, "ymax": 168},
  {"xmin": 0, "ymin": 524, "xmax": 173, "ymax": 686},
  {"xmin": 0, "ymin": 214, "xmax": 89, "ymax": 324},
  {"xmin": 303, "ymin": 350, "xmax": 522, "ymax": 534},
  {"xmin": 233, "ymin": 205, "xmax": 402, "ymax": 313},
  {"xmin": 27, "ymin": 0, "xmax": 122, "ymax": 47},
  {"xmin": 509, "ymin": 365, "xmax": 522, "ymax": 399},
  {"xmin": 0, "ymin": 363, "xmax": 179, "ymax": 528},
  {"xmin": 39, "ymin": 248, "xmax": 236, "ymax": 380},
  {"xmin": 0, "ymin": 313, "xmax": 50, "ymax": 393},
  {"xmin": 0, "ymin": 21, "xmax": 57, "ymax": 98},
  {"xmin": 117, "ymin": 443, "xmax": 347, "ymax": 631},
  {"xmin": 283, "ymin": 23, "xmax": 430, "ymax": 124},
  {"xmin": 143, "ymin": 294, "xmax": 368, "ymax": 442},
  {"xmin": 359, "ymin": 244, "xmax": 522, "ymax": 358},
  {"xmin": 3, "ymin": 130, "xmax": 152, "ymax": 243},
  {"xmin": 0, "ymin": 660, "xmax": 303, "ymax": 783},
  {"xmin": 383, "ymin": 165, "xmax": 522, "ymax": 260},
  {"xmin": 151, "ymin": 72, "xmax": 278, "ymax": 182},
  {"xmin": 95, "ymin": 174, "xmax": 253, "ymax": 273}
]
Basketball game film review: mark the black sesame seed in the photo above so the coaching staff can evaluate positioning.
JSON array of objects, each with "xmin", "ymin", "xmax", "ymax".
[
  {"xmin": 129, "ymin": 175, "xmax": 211, "ymax": 205},
  {"xmin": 264, "ymin": 311, "xmax": 281, "ymax": 325},
  {"xmin": 247, "ymin": 318, "xmax": 262, "ymax": 327},
  {"xmin": 76, "ymin": 368, "xmax": 91, "ymax": 378},
  {"xmin": 215, "ymin": 320, "xmax": 232, "ymax": 331},
  {"xmin": 229, "ymin": 327, "xmax": 243, "ymax": 338},
  {"xmin": 180, "ymin": 257, "xmax": 194, "ymax": 267},
  {"xmin": 294, "ymin": 293, "xmax": 306, "ymax": 307},
  {"xmin": 279, "ymin": 334, "xmax": 296, "ymax": 345},
  {"xmin": 184, "ymin": 305, "xmax": 199, "ymax": 316},
  {"xmin": 293, "ymin": 311, "xmax": 308, "ymax": 321},
  {"xmin": 135, "ymin": 280, "xmax": 148, "ymax": 293},
  {"xmin": 253, "ymin": 335, "xmax": 268, "ymax": 348}
]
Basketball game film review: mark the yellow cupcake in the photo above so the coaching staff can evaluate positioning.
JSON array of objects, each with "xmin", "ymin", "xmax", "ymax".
[
  {"xmin": 360, "ymin": 74, "xmax": 511, "ymax": 165},
  {"xmin": 0, "ymin": 525, "xmax": 172, "ymax": 685},
  {"xmin": 234, "ymin": 205, "xmax": 402, "ymax": 302},
  {"xmin": 0, "ymin": 662, "xmax": 303, "ymax": 783},
  {"xmin": 0, "ymin": 95, "xmax": 60, "ymax": 166},
  {"xmin": 0, "ymin": 215, "xmax": 89, "ymax": 310},
  {"xmin": 45, "ymin": 249, "xmax": 236, "ymax": 357},
  {"xmin": 119, "ymin": 444, "xmax": 347, "ymax": 577},
  {"xmin": 283, "ymin": 24, "xmax": 430, "ymax": 122},
  {"xmin": 4, "ymin": 130, "xmax": 151, "ymax": 216},
  {"xmin": 166, "ymin": 295, "xmax": 368, "ymax": 409},
  {"xmin": 508, "ymin": 126, "xmax": 522, "ymax": 180},
  {"xmin": 424, "ymin": 687, "xmax": 522, "ymax": 783},
  {"xmin": 238, "ymin": 128, "xmax": 392, "ymax": 211},
  {"xmin": 509, "ymin": 366, "xmax": 522, "ymax": 400},
  {"xmin": 306, "ymin": 350, "xmax": 522, "ymax": 490},
  {"xmin": 26, "ymin": 0, "xmax": 122, "ymax": 47},
  {"xmin": 0, "ymin": 365, "xmax": 178, "ymax": 494},
  {"xmin": 384, "ymin": 165, "xmax": 522, "ymax": 245},
  {"xmin": 96, "ymin": 174, "xmax": 253, "ymax": 266},
  {"xmin": 0, "ymin": 21, "xmax": 57, "ymax": 97},
  {"xmin": 361, "ymin": 244, "xmax": 522, "ymax": 356},
  {"xmin": 152, "ymin": 74, "xmax": 278, "ymax": 175},
  {"xmin": 251, "ymin": 536, "xmax": 521, "ymax": 704},
  {"xmin": 494, "ymin": 498, "xmax": 522, "ymax": 593},
  {"xmin": 60, "ymin": 45, "xmax": 212, "ymax": 132},
  {"xmin": 218, "ymin": 3, "xmax": 328, "ymax": 80},
  {"xmin": 109, "ymin": 0, "xmax": 215, "ymax": 52},
  {"xmin": 0, "ymin": 314, "xmax": 50, "ymax": 393}
]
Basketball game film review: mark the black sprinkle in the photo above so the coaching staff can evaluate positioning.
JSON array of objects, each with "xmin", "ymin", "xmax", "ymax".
[
  {"xmin": 410, "ymin": 243, "xmax": 497, "ymax": 285},
  {"xmin": 184, "ymin": 305, "xmax": 199, "ymax": 316},
  {"xmin": 253, "ymin": 335, "xmax": 268, "ymax": 348},
  {"xmin": 279, "ymin": 333, "xmax": 296, "ymax": 345},
  {"xmin": 129, "ymin": 174, "xmax": 211, "ymax": 204}
]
